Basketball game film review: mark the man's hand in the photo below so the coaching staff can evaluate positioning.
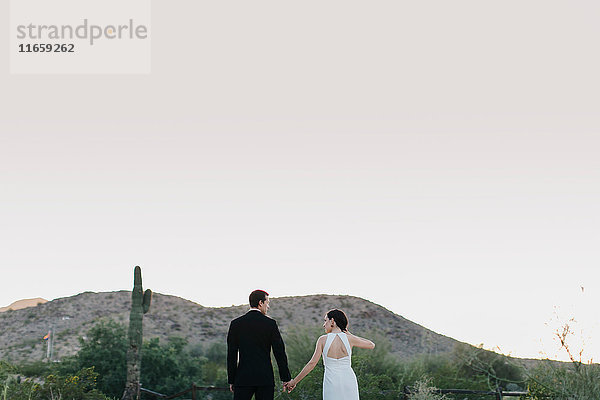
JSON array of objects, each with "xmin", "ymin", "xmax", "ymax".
[{"xmin": 229, "ymin": 384, "xmax": 234, "ymax": 393}]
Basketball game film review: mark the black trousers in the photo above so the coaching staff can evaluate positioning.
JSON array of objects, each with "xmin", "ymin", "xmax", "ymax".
[{"xmin": 233, "ymin": 385, "xmax": 275, "ymax": 400}]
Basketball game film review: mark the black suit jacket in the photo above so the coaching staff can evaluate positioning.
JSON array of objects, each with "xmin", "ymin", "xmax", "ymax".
[{"xmin": 227, "ymin": 310, "xmax": 291, "ymax": 386}]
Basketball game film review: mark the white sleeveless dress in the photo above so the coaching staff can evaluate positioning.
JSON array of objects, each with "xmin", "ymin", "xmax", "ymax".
[{"xmin": 322, "ymin": 332, "xmax": 360, "ymax": 400}]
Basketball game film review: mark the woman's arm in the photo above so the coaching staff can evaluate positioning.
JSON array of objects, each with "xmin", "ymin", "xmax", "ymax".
[
  {"xmin": 288, "ymin": 336, "xmax": 326, "ymax": 389},
  {"xmin": 347, "ymin": 331, "xmax": 375, "ymax": 349}
]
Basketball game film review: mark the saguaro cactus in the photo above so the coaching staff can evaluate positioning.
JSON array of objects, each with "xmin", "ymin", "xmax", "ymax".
[{"xmin": 122, "ymin": 266, "xmax": 152, "ymax": 400}]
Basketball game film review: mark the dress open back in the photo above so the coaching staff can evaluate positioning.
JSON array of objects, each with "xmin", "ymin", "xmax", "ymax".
[{"xmin": 322, "ymin": 332, "xmax": 359, "ymax": 400}]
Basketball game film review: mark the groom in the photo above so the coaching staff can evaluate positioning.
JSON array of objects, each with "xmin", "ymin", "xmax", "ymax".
[{"xmin": 227, "ymin": 290, "xmax": 292, "ymax": 400}]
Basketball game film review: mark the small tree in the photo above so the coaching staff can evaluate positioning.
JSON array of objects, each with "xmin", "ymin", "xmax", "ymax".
[
  {"xmin": 525, "ymin": 321, "xmax": 600, "ymax": 399},
  {"xmin": 76, "ymin": 320, "xmax": 127, "ymax": 398}
]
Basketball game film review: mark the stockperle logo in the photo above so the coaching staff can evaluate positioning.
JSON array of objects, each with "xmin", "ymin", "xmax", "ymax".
[{"xmin": 10, "ymin": 0, "xmax": 151, "ymax": 74}]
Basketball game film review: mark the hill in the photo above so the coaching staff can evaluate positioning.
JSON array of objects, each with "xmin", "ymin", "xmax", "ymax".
[
  {"xmin": 0, "ymin": 291, "xmax": 462, "ymax": 363},
  {"xmin": 0, "ymin": 298, "xmax": 48, "ymax": 313}
]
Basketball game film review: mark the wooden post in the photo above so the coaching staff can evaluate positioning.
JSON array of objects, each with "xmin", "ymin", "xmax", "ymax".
[
  {"xmin": 496, "ymin": 387, "xmax": 503, "ymax": 400},
  {"xmin": 191, "ymin": 384, "xmax": 197, "ymax": 400}
]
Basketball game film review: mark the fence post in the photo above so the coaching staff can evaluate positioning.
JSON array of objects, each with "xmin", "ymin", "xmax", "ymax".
[
  {"xmin": 192, "ymin": 384, "xmax": 197, "ymax": 400},
  {"xmin": 495, "ymin": 387, "xmax": 503, "ymax": 400}
]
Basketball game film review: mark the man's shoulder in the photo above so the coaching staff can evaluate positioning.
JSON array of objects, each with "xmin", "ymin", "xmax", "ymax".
[
  {"xmin": 229, "ymin": 313, "xmax": 247, "ymax": 327},
  {"xmin": 252, "ymin": 311, "xmax": 277, "ymax": 324},
  {"xmin": 230, "ymin": 311, "xmax": 278, "ymax": 322},
  {"xmin": 230, "ymin": 311, "xmax": 269, "ymax": 322}
]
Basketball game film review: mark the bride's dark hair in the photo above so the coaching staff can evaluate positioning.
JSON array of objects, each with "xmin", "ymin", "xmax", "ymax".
[{"xmin": 326, "ymin": 309, "xmax": 349, "ymax": 332}]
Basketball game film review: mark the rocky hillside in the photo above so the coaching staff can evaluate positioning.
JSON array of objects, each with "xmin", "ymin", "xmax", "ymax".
[{"xmin": 0, "ymin": 292, "xmax": 461, "ymax": 363}]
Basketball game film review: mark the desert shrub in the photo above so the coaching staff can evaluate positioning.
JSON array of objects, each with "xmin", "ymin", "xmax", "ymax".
[
  {"xmin": 353, "ymin": 334, "xmax": 404, "ymax": 400},
  {"xmin": 406, "ymin": 378, "xmax": 448, "ymax": 400},
  {"xmin": 32, "ymin": 367, "xmax": 110, "ymax": 400},
  {"xmin": 0, "ymin": 361, "xmax": 17, "ymax": 381},
  {"xmin": 524, "ymin": 360, "xmax": 600, "ymax": 399},
  {"xmin": 0, "ymin": 364, "xmax": 111, "ymax": 400},
  {"xmin": 281, "ymin": 325, "xmax": 328, "ymax": 400},
  {"xmin": 15, "ymin": 361, "xmax": 53, "ymax": 378},
  {"xmin": 283, "ymin": 325, "xmax": 324, "ymax": 372},
  {"xmin": 450, "ymin": 343, "xmax": 525, "ymax": 390},
  {"xmin": 401, "ymin": 353, "xmax": 485, "ymax": 391},
  {"xmin": 522, "ymin": 319, "xmax": 600, "ymax": 400}
]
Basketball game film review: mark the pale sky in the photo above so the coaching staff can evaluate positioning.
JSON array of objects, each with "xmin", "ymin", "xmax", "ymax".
[{"xmin": 1, "ymin": 1, "xmax": 599, "ymax": 362}]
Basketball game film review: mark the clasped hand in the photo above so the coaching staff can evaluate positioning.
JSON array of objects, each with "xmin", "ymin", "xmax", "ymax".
[{"xmin": 283, "ymin": 380, "xmax": 297, "ymax": 393}]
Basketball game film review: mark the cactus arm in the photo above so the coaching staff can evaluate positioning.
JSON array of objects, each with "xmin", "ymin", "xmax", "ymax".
[{"xmin": 143, "ymin": 289, "xmax": 152, "ymax": 314}]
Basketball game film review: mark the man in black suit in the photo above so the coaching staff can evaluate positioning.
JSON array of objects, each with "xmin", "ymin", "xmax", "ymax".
[{"xmin": 227, "ymin": 290, "xmax": 292, "ymax": 400}]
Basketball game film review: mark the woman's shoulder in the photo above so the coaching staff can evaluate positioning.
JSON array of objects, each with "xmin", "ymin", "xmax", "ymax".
[
  {"xmin": 344, "ymin": 332, "xmax": 358, "ymax": 343},
  {"xmin": 316, "ymin": 335, "xmax": 328, "ymax": 344}
]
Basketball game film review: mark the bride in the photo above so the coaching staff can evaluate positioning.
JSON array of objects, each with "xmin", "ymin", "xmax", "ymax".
[{"xmin": 285, "ymin": 309, "xmax": 375, "ymax": 399}]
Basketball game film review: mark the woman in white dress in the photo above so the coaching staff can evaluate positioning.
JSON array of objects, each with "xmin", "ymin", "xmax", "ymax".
[{"xmin": 286, "ymin": 309, "xmax": 375, "ymax": 399}]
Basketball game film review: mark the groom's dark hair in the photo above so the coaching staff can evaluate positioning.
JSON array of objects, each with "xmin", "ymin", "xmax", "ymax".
[
  {"xmin": 327, "ymin": 309, "xmax": 349, "ymax": 332},
  {"xmin": 249, "ymin": 290, "xmax": 269, "ymax": 308}
]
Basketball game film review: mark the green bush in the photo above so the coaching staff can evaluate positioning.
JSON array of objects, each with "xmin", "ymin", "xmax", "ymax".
[
  {"xmin": 352, "ymin": 334, "xmax": 404, "ymax": 400},
  {"xmin": 451, "ymin": 343, "xmax": 525, "ymax": 390},
  {"xmin": 525, "ymin": 361, "xmax": 600, "ymax": 400},
  {"xmin": 0, "ymin": 364, "xmax": 112, "ymax": 400},
  {"xmin": 202, "ymin": 341, "xmax": 228, "ymax": 386},
  {"xmin": 75, "ymin": 320, "xmax": 128, "ymax": 398},
  {"xmin": 141, "ymin": 336, "xmax": 204, "ymax": 394},
  {"xmin": 15, "ymin": 361, "xmax": 54, "ymax": 379},
  {"xmin": 0, "ymin": 361, "xmax": 17, "ymax": 381}
]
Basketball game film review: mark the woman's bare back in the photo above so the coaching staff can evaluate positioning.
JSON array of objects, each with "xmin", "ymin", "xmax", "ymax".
[{"xmin": 326, "ymin": 334, "xmax": 349, "ymax": 359}]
